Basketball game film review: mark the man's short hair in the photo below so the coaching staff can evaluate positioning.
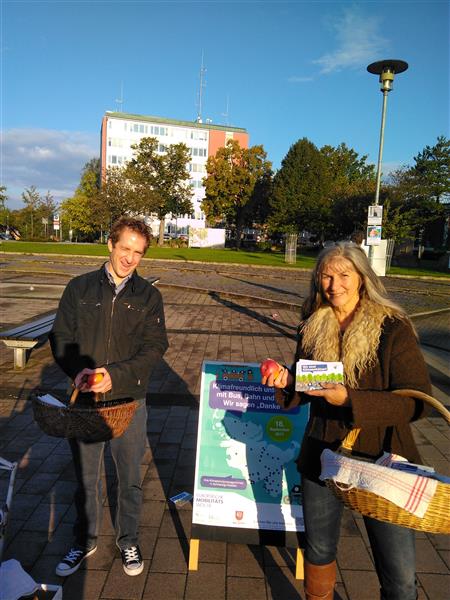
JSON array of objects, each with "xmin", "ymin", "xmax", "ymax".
[{"xmin": 109, "ymin": 217, "xmax": 152, "ymax": 251}]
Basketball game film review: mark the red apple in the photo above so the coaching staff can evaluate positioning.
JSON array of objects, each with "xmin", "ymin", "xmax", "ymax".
[
  {"xmin": 260, "ymin": 359, "xmax": 281, "ymax": 380},
  {"xmin": 86, "ymin": 372, "xmax": 104, "ymax": 387}
]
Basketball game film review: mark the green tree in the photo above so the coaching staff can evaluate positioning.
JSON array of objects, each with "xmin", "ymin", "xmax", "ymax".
[
  {"xmin": 321, "ymin": 143, "xmax": 375, "ymax": 239},
  {"xmin": 95, "ymin": 166, "xmax": 139, "ymax": 226},
  {"xmin": 271, "ymin": 139, "xmax": 376, "ymax": 241},
  {"xmin": 202, "ymin": 140, "xmax": 272, "ymax": 248},
  {"xmin": 126, "ymin": 137, "xmax": 193, "ymax": 245},
  {"xmin": 383, "ymin": 137, "xmax": 449, "ymax": 243},
  {"xmin": 269, "ymin": 138, "xmax": 329, "ymax": 238},
  {"xmin": 60, "ymin": 193, "xmax": 97, "ymax": 240},
  {"xmin": 60, "ymin": 158, "xmax": 102, "ymax": 241},
  {"xmin": 412, "ymin": 136, "xmax": 450, "ymax": 203},
  {"xmin": 81, "ymin": 158, "xmax": 101, "ymax": 194}
]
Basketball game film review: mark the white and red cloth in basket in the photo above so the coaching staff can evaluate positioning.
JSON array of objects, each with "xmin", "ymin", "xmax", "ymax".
[{"xmin": 320, "ymin": 449, "xmax": 438, "ymax": 519}]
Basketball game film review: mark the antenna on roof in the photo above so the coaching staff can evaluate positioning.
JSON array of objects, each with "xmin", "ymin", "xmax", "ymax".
[
  {"xmin": 221, "ymin": 94, "xmax": 230, "ymax": 125},
  {"xmin": 196, "ymin": 52, "xmax": 206, "ymax": 123},
  {"xmin": 115, "ymin": 81, "xmax": 124, "ymax": 112}
]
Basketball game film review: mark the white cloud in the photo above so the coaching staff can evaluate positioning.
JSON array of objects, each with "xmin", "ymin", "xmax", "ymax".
[
  {"xmin": 313, "ymin": 7, "xmax": 389, "ymax": 74},
  {"xmin": 1, "ymin": 128, "xmax": 99, "ymax": 209}
]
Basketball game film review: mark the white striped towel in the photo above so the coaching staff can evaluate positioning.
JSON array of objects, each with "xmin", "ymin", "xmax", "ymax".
[{"xmin": 320, "ymin": 449, "xmax": 438, "ymax": 518}]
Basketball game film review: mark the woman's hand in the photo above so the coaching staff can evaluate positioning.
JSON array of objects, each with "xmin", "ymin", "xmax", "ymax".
[
  {"xmin": 260, "ymin": 360, "xmax": 293, "ymax": 389},
  {"xmin": 305, "ymin": 383, "xmax": 350, "ymax": 406}
]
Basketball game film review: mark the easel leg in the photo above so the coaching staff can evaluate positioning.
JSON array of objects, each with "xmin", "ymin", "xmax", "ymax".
[
  {"xmin": 295, "ymin": 548, "xmax": 304, "ymax": 579},
  {"xmin": 188, "ymin": 538, "xmax": 200, "ymax": 571}
]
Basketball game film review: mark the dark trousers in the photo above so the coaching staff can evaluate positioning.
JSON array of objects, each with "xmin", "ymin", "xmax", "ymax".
[
  {"xmin": 302, "ymin": 476, "xmax": 417, "ymax": 600},
  {"xmin": 69, "ymin": 399, "xmax": 147, "ymax": 551}
]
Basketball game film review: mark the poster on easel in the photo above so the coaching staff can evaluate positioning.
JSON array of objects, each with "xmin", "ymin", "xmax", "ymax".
[{"xmin": 192, "ymin": 360, "xmax": 308, "ymax": 534}]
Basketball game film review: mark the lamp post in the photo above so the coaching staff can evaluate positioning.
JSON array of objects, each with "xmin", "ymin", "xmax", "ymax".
[{"xmin": 366, "ymin": 59, "xmax": 408, "ymax": 267}]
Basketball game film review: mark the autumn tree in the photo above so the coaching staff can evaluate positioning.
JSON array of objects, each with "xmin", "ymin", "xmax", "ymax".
[{"xmin": 202, "ymin": 140, "xmax": 272, "ymax": 248}]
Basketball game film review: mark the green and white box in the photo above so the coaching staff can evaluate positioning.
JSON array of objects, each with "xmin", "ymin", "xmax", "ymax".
[{"xmin": 295, "ymin": 359, "xmax": 344, "ymax": 391}]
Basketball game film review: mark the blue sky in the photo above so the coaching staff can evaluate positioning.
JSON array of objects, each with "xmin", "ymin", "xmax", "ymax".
[{"xmin": 2, "ymin": 0, "xmax": 449, "ymax": 210}]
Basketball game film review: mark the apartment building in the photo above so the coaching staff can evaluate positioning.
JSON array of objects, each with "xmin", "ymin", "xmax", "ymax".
[{"xmin": 100, "ymin": 111, "xmax": 248, "ymax": 235}]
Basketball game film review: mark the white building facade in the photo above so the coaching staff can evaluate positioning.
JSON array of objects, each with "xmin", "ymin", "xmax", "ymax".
[{"xmin": 100, "ymin": 111, "xmax": 248, "ymax": 236}]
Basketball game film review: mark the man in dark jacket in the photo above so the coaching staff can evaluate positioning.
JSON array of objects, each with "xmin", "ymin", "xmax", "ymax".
[{"xmin": 50, "ymin": 216, "xmax": 168, "ymax": 577}]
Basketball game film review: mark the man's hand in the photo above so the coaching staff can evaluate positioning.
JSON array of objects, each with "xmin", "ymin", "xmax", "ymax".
[
  {"xmin": 304, "ymin": 383, "xmax": 350, "ymax": 406},
  {"xmin": 74, "ymin": 368, "xmax": 112, "ymax": 394}
]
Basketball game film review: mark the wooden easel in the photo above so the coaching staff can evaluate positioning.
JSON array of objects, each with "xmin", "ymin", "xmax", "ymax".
[{"xmin": 188, "ymin": 538, "xmax": 305, "ymax": 579}]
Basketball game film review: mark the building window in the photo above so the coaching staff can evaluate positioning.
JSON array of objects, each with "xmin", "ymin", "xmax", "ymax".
[{"xmin": 190, "ymin": 130, "xmax": 208, "ymax": 141}]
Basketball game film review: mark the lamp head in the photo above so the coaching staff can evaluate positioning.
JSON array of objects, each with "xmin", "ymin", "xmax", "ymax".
[{"xmin": 367, "ymin": 59, "xmax": 408, "ymax": 92}]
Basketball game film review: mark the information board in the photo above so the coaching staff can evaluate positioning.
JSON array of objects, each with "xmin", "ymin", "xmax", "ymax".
[{"xmin": 192, "ymin": 361, "xmax": 308, "ymax": 534}]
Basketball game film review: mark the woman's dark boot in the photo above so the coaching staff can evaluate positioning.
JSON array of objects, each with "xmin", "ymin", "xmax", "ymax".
[{"xmin": 304, "ymin": 560, "xmax": 336, "ymax": 599}]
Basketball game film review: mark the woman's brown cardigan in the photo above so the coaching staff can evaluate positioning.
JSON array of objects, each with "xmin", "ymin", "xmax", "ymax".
[{"xmin": 278, "ymin": 316, "xmax": 432, "ymax": 482}]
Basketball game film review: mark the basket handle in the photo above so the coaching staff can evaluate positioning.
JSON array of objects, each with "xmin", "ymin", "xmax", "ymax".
[
  {"xmin": 340, "ymin": 388, "xmax": 450, "ymax": 451},
  {"xmin": 69, "ymin": 387, "xmax": 79, "ymax": 405},
  {"xmin": 69, "ymin": 387, "xmax": 100, "ymax": 405}
]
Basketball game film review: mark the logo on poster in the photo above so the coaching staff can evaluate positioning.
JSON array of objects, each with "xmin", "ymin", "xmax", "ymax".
[{"xmin": 234, "ymin": 510, "xmax": 244, "ymax": 521}]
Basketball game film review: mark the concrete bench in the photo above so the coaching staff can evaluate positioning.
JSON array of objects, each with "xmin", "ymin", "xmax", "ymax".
[{"xmin": 0, "ymin": 277, "xmax": 160, "ymax": 369}]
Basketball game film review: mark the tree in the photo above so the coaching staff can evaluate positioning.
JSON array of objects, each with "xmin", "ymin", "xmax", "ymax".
[
  {"xmin": 21, "ymin": 186, "xmax": 41, "ymax": 238},
  {"xmin": 36, "ymin": 191, "xmax": 57, "ymax": 238},
  {"xmin": 126, "ymin": 137, "xmax": 193, "ymax": 245},
  {"xmin": 0, "ymin": 186, "xmax": 8, "ymax": 230},
  {"xmin": 412, "ymin": 136, "xmax": 450, "ymax": 203},
  {"xmin": 270, "ymin": 139, "xmax": 376, "ymax": 241},
  {"xmin": 202, "ymin": 140, "xmax": 272, "ymax": 248},
  {"xmin": 60, "ymin": 193, "xmax": 97, "ymax": 240},
  {"xmin": 269, "ymin": 138, "xmax": 329, "ymax": 237},
  {"xmin": 383, "ymin": 137, "xmax": 449, "ymax": 243},
  {"xmin": 60, "ymin": 158, "xmax": 102, "ymax": 241},
  {"xmin": 95, "ymin": 167, "xmax": 138, "ymax": 226},
  {"xmin": 0, "ymin": 185, "xmax": 7, "ymax": 213},
  {"xmin": 321, "ymin": 143, "xmax": 376, "ymax": 239}
]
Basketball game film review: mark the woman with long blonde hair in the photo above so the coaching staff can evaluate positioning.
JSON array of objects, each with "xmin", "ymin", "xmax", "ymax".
[{"xmin": 262, "ymin": 242, "xmax": 431, "ymax": 600}]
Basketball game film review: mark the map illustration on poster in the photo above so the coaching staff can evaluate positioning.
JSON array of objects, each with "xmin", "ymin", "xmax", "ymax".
[{"xmin": 193, "ymin": 361, "xmax": 309, "ymax": 533}]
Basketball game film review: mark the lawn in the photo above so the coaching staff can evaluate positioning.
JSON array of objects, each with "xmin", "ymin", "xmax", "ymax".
[
  {"xmin": 0, "ymin": 241, "xmax": 317, "ymax": 269},
  {"xmin": 1, "ymin": 241, "xmax": 449, "ymax": 278}
]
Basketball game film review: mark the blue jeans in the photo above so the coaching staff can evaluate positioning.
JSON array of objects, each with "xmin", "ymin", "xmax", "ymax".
[
  {"xmin": 69, "ymin": 399, "xmax": 147, "ymax": 551},
  {"xmin": 302, "ymin": 476, "xmax": 417, "ymax": 600}
]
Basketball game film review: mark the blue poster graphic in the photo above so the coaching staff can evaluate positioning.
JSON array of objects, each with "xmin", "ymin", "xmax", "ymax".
[{"xmin": 193, "ymin": 361, "xmax": 308, "ymax": 532}]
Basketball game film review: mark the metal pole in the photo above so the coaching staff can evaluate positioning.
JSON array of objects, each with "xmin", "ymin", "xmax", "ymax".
[
  {"xmin": 374, "ymin": 90, "xmax": 389, "ymax": 206},
  {"xmin": 369, "ymin": 89, "xmax": 389, "ymax": 266}
]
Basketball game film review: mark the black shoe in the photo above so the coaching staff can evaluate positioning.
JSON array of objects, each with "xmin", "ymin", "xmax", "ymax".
[
  {"xmin": 55, "ymin": 545, "xmax": 97, "ymax": 576},
  {"xmin": 121, "ymin": 545, "xmax": 144, "ymax": 576}
]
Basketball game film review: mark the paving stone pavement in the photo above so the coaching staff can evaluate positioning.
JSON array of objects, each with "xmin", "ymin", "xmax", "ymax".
[{"xmin": 0, "ymin": 253, "xmax": 449, "ymax": 599}]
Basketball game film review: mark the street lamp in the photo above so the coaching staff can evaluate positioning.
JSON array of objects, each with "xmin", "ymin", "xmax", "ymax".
[
  {"xmin": 367, "ymin": 59, "xmax": 408, "ymax": 205},
  {"xmin": 366, "ymin": 59, "xmax": 408, "ymax": 268}
]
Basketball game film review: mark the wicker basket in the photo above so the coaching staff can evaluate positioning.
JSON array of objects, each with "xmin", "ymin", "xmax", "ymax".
[
  {"xmin": 32, "ymin": 387, "xmax": 138, "ymax": 443},
  {"xmin": 324, "ymin": 389, "xmax": 450, "ymax": 534}
]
